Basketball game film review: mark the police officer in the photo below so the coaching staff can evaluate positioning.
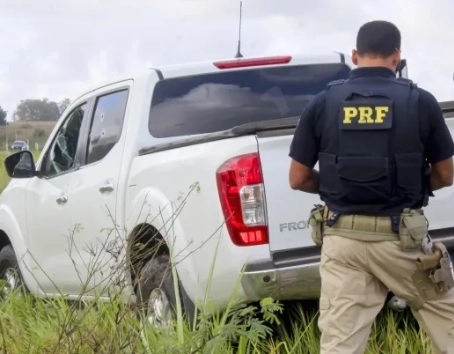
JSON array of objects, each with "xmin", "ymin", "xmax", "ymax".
[{"xmin": 288, "ymin": 20, "xmax": 454, "ymax": 354}]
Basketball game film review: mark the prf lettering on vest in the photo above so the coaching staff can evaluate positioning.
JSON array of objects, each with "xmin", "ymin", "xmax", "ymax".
[{"xmin": 343, "ymin": 106, "xmax": 389, "ymax": 124}]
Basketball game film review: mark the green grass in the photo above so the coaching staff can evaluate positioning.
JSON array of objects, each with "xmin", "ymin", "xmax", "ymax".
[
  {"xmin": 0, "ymin": 290, "xmax": 432, "ymax": 353},
  {"xmin": 0, "ymin": 153, "xmax": 10, "ymax": 192},
  {"xmin": 0, "ymin": 151, "xmax": 434, "ymax": 353},
  {"xmin": 0, "ymin": 150, "xmax": 41, "ymax": 191}
]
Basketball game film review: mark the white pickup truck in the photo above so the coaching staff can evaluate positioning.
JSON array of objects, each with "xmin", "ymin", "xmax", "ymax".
[{"xmin": 1, "ymin": 53, "xmax": 454, "ymax": 324}]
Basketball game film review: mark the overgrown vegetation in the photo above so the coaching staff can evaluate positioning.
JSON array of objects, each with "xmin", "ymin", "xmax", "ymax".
[
  {"xmin": 0, "ymin": 151, "xmax": 434, "ymax": 353},
  {"xmin": 0, "ymin": 288, "xmax": 432, "ymax": 353}
]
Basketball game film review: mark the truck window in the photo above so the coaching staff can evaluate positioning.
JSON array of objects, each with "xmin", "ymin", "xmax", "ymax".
[
  {"xmin": 86, "ymin": 89, "xmax": 129, "ymax": 164},
  {"xmin": 41, "ymin": 103, "xmax": 87, "ymax": 178},
  {"xmin": 148, "ymin": 63, "xmax": 351, "ymax": 138}
]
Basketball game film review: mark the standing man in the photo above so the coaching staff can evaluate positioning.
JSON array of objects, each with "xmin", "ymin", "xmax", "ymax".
[{"xmin": 288, "ymin": 20, "xmax": 454, "ymax": 354}]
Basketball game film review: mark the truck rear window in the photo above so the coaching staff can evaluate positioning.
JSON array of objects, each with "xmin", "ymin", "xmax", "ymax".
[{"xmin": 148, "ymin": 63, "xmax": 351, "ymax": 138}]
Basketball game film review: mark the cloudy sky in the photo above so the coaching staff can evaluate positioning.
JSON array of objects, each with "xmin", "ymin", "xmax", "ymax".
[{"xmin": 1, "ymin": 0, "xmax": 453, "ymax": 120}]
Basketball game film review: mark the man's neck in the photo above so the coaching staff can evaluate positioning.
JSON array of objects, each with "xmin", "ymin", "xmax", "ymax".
[{"xmin": 356, "ymin": 60, "xmax": 396, "ymax": 72}]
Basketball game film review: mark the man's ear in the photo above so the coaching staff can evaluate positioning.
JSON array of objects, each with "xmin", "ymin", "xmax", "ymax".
[
  {"xmin": 352, "ymin": 49, "xmax": 358, "ymax": 65},
  {"xmin": 392, "ymin": 50, "xmax": 402, "ymax": 68}
]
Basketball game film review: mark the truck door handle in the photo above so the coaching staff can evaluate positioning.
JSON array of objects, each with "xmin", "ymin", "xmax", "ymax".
[
  {"xmin": 56, "ymin": 194, "xmax": 68, "ymax": 205},
  {"xmin": 99, "ymin": 183, "xmax": 114, "ymax": 193}
]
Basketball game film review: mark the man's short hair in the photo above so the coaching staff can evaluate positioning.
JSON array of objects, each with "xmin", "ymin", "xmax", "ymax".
[{"xmin": 356, "ymin": 20, "xmax": 401, "ymax": 58}]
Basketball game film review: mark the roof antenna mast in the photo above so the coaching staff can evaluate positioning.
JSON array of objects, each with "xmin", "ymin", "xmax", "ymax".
[{"xmin": 234, "ymin": 1, "xmax": 243, "ymax": 58}]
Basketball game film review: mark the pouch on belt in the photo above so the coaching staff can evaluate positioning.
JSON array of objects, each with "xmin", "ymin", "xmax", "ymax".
[
  {"xmin": 308, "ymin": 204, "xmax": 325, "ymax": 246},
  {"xmin": 398, "ymin": 208, "xmax": 428, "ymax": 252}
]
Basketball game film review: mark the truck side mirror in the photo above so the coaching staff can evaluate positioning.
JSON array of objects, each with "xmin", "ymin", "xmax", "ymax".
[{"xmin": 4, "ymin": 151, "xmax": 37, "ymax": 178}]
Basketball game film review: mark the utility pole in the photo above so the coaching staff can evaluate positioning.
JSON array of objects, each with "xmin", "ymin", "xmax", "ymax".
[{"xmin": 4, "ymin": 111, "xmax": 7, "ymax": 152}]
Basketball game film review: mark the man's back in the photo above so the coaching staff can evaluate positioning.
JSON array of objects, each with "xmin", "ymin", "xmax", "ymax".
[
  {"xmin": 317, "ymin": 68, "xmax": 429, "ymax": 215},
  {"xmin": 288, "ymin": 20, "xmax": 454, "ymax": 354}
]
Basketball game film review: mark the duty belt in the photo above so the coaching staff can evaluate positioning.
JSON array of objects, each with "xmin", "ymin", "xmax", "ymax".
[
  {"xmin": 324, "ymin": 209, "xmax": 396, "ymax": 232},
  {"xmin": 322, "ymin": 208, "xmax": 424, "ymax": 241}
]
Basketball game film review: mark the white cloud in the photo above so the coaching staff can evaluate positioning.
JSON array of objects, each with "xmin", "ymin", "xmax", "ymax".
[
  {"xmin": 87, "ymin": 51, "xmax": 110, "ymax": 85},
  {"xmin": 0, "ymin": 0, "xmax": 453, "ymax": 119}
]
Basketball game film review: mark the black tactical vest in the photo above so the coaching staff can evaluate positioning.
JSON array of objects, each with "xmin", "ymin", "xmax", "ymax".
[{"xmin": 318, "ymin": 76, "xmax": 429, "ymax": 216}]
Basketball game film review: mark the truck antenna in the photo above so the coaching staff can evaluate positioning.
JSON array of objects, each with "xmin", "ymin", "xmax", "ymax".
[{"xmin": 234, "ymin": 1, "xmax": 243, "ymax": 58}]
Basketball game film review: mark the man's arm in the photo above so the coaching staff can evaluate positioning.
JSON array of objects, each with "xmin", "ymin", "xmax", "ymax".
[
  {"xmin": 421, "ymin": 89, "xmax": 454, "ymax": 191},
  {"xmin": 289, "ymin": 160, "xmax": 320, "ymax": 193},
  {"xmin": 431, "ymin": 157, "xmax": 453, "ymax": 191},
  {"xmin": 288, "ymin": 92, "xmax": 324, "ymax": 193}
]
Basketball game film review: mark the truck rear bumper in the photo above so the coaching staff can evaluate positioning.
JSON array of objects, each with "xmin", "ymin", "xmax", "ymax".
[
  {"xmin": 240, "ymin": 232, "xmax": 454, "ymax": 303},
  {"xmin": 241, "ymin": 248, "xmax": 321, "ymax": 301}
]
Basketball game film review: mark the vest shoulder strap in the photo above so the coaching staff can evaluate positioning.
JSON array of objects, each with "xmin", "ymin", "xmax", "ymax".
[
  {"xmin": 395, "ymin": 77, "xmax": 418, "ymax": 88},
  {"xmin": 326, "ymin": 79, "xmax": 346, "ymax": 89}
]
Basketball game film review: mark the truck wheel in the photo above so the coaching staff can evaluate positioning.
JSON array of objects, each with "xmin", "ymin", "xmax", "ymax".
[
  {"xmin": 137, "ymin": 254, "xmax": 195, "ymax": 327},
  {"xmin": 0, "ymin": 245, "xmax": 26, "ymax": 298}
]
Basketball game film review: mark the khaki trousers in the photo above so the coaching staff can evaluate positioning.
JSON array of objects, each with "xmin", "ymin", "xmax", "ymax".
[{"xmin": 319, "ymin": 234, "xmax": 454, "ymax": 354}]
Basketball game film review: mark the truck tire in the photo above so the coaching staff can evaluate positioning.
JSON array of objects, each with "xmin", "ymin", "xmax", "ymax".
[
  {"xmin": 0, "ymin": 245, "xmax": 27, "ymax": 298},
  {"xmin": 137, "ymin": 254, "xmax": 195, "ymax": 327}
]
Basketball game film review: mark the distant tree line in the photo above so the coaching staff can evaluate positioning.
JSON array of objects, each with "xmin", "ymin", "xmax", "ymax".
[
  {"xmin": 0, "ymin": 106, "xmax": 6, "ymax": 126},
  {"xmin": 0, "ymin": 98, "xmax": 72, "ymax": 123}
]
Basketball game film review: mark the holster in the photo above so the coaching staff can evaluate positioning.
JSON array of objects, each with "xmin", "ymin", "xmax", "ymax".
[
  {"xmin": 308, "ymin": 204, "xmax": 325, "ymax": 246},
  {"xmin": 416, "ymin": 242, "xmax": 454, "ymax": 293}
]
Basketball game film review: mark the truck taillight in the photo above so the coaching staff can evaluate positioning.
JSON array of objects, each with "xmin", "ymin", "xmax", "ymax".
[{"xmin": 216, "ymin": 153, "xmax": 268, "ymax": 246}]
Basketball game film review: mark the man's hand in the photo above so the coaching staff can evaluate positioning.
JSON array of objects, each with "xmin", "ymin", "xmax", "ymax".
[
  {"xmin": 431, "ymin": 157, "xmax": 454, "ymax": 191},
  {"xmin": 289, "ymin": 159, "xmax": 320, "ymax": 193}
]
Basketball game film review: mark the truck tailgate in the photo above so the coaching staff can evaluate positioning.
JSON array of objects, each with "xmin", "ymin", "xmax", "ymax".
[
  {"xmin": 257, "ymin": 131, "xmax": 322, "ymax": 252},
  {"xmin": 257, "ymin": 101, "xmax": 454, "ymax": 253}
]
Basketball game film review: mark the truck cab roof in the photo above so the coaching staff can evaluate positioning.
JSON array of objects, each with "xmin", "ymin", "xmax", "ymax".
[
  {"xmin": 153, "ymin": 52, "xmax": 351, "ymax": 79},
  {"xmin": 73, "ymin": 52, "xmax": 353, "ymax": 103}
]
